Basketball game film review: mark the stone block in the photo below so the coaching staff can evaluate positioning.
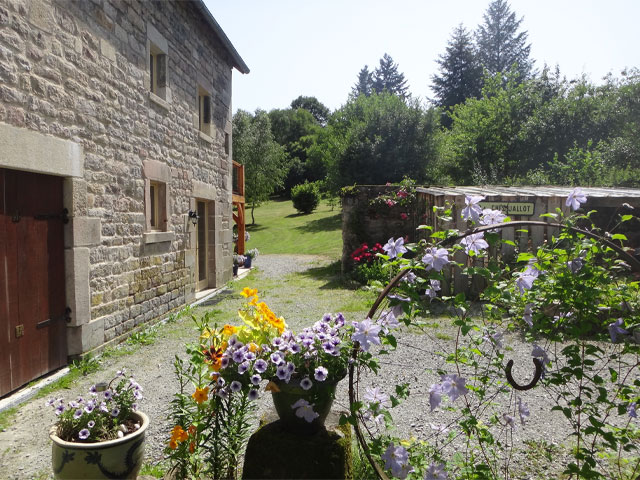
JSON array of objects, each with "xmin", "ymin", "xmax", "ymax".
[
  {"xmin": 67, "ymin": 317, "xmax": 104, "ymax": 355},
  {"xmin": 64, "ymin": 246, "xmax": 91, "ymax": 327}
]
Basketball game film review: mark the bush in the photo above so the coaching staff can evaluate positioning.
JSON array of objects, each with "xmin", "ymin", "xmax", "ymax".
[{"xmin": 291, "ymin": 181, "xmax": 320, "ymax": 214}]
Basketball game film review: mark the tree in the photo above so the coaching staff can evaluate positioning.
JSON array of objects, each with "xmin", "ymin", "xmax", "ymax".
[
  {"xmin": 351, "ymin": 66, "xmax": 373, "ymax": 98},
  {"xmin": 290, "ymin": 95, "xmax": 330, "ymax": 126},
  {"xmin": 476, "ymin": 0, "xmax": 533, "ymax": 80},
  {"xmin": 431, "ymin": 24, "xmax": 483, "ymax": 116},
  {"xmin": 232, "ymin": 109, "xmax": 287, "ymax": 224},
  {"xmin": 318, "ymin": 93, "xmax": 439, "ymax": 191},
  {"xmin": 372, "ymin": 54, "xmax": 410, "ymax": 100}
]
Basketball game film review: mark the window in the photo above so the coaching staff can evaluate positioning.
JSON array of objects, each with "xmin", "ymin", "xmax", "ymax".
[
  {"xmin": 147, "ymin": 23, "xmax": 170, "ymax": 105},
  {"xmin": 143, "ymin": 160, "xmax": 173, "ymax": 243},
  {"xmin": 147, "ymin": 180, "xmax": 166, "ymax": 231},
  {"xmin": 197, "ymin": 85, "xmax": 212, "ymax": 137}
]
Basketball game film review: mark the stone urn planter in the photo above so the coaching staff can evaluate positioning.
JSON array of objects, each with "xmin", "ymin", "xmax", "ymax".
[
  {"xmin": 50, "ymin": 411, "xmax": 149, "ymax": 479},
  {"xmin": 271, "ymin": 375, "xmax": 344, "ymax": 434}
]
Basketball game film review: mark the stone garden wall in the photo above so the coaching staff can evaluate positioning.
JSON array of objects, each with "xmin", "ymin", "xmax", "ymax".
[{"xmin": 0, "ymin": 0, "xmax": 238, "ymax": 355}]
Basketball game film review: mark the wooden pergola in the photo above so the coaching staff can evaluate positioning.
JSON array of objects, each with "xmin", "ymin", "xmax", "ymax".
[{"xmin": 232, "ymin": 161, "xmax": 246, "ymax": 254}]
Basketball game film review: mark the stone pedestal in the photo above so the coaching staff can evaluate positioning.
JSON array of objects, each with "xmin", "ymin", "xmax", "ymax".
[{"xmin": 242, "ymin": 412, "xmax": 352, "ymax": 479}]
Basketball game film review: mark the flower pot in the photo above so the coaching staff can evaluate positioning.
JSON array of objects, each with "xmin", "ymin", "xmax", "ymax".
[
  {"xmin": 244, "ymin": 256, "xmax": 252, "ymax": 268},
  {"xmin": 271, "ymin": 375, "xmax": 343, "ymax": 435},
  {"xmin": 50, "ymin": 411, "xmax": 149, "ymax": 480},
  {"xmin": 233, "ymin": 264, "xmax": 239, "ymax": 276}
]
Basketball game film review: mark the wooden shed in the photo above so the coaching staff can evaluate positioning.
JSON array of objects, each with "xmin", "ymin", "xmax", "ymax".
[{"xmin": 416, "ymin": 186, "xmax": 640, "ymax": 295}]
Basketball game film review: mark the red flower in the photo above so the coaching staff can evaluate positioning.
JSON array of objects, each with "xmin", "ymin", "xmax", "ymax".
[
  {"xmin": 400, "ymin": 213, "xmax": 408, "ymax": 220},
  {"xmin": 397, "ymin": 190, "xmax": 408, "ymax": 198}
]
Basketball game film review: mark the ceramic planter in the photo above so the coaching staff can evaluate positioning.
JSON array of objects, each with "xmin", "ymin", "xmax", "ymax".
[
  {"xmin": 244, "ymin": 256, "xmax": 252, "ymax": 268},
  {"xmin": 50, "ymin": 411, "xmax": 149, "ymax": 480}
]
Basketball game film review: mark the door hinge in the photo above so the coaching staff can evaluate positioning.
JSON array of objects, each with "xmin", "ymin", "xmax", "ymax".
[{"xmin": 36, "ymin": 307, "xmax": 72, "ymax": 329}]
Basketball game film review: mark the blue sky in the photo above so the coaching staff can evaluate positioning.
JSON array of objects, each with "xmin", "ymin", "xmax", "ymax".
[{"xmin": 206, "ymin": 0, "xmax": 640, "ymax": 113}]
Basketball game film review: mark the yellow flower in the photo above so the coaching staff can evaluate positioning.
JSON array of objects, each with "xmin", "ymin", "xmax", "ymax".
[
  {"xmin": 192, "ymin": 387, "xmax": 209, "ymax": 404},
  {"xmin": 222, "ymin": 324, "xmax": 237, "ymax": 337},
  {"xmin": 199, "ymin": 328, "xmax": 212, "ymax": 339},
  {"xmin": 241, "ymin": 287, "xmax": 258, "ymax": 298},
  {"xmin": 249, "ymin": 296, "xmax": 259, "ymax": 306},
  {"xmin": 248, "ymin": 342, "xmax": 259, "ymax": 353}
]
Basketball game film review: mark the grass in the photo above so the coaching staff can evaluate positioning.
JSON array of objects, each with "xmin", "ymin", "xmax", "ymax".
[{"xmin": 245, "ymin": 199, "xmax": 342, "ymax": 258}]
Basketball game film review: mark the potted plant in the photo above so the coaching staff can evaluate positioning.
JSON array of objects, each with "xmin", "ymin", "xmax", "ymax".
[
  {"xmin": 244, "ymin": 248, "xmax": 259, "ymax": 268},
  {"xmin": 47, "ymin": 369, "xmax": 148, "ymax": 479},
  {"xmin": 233, "ymin": 254, "xmax": 246, "ymax": 276}
]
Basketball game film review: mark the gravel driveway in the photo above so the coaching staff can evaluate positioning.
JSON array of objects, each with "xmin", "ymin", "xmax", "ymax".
[{"xmin": 0, "ymin": 254, "xmax": 626, "ymax": 479}]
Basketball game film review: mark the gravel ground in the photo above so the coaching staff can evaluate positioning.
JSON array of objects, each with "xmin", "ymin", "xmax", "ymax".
[{"xmin": 0, "ymin": 254, "xmax": 630, "ymax": 479}]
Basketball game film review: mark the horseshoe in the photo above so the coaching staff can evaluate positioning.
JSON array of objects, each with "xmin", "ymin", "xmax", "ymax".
[{"xmin": 505, "ymin": 358, "xmax": 543, "ymax": 391}]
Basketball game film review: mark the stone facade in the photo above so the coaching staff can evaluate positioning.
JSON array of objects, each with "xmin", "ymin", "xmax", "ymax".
[{"xmin": 0, "ymin": 0, "xmax": 248, "ymax": 356}]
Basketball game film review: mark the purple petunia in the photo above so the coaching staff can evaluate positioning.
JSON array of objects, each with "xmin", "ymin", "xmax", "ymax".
[
  {"xmin": 55, "ymin": 404, "xmax": 65, "ymax": 416},
  {"xmin": 250, "ymin": 373, "xmax": 262, "ymax": 385},
  {"xmin": 74, "ymin": 409, "xmax": 84, "ymax": 420},
  {"xmin": 78, "ymin": 429, "xmax": 90, "ymax": 440},
  {"xmin": 300, "ymin": 377, "xmax": 313, "ymax": 391},
  {"xmin": 276, "ymin": 365, "xmax": 290, "ymax": 382},
  {"xmin": 270, "ymin": 352, "xmax": 284, "ymax": 366},
  {"xmin": 111, "ymin": 407, "xmax": 120, "ymax": 417},
  {"xmin": 248, "ymin": 389, "xmax": 259, "ymax": 401},
  {"xmin": 254, "ymin": 359, "xmax": 268, "ymax": 373},
  {"xmin": 238, "ymin": 361, "xmax": 250, "ymax": 375},
  {"xmin": 230, "ymin": 381, "xmax": 242, "ymax": 393},
  {"xmin": 314, "ymin": 366, "xmax": 328, "ymax": 382},
  {"xmin": 232, "ymin": 349, "xmax": 246, "ymax": 363}
]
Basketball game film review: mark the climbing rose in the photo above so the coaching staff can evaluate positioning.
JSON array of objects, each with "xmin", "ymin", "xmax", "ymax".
[{"xmin": 566, "ymin": 187, "xmax": 587, "ymax": 211}]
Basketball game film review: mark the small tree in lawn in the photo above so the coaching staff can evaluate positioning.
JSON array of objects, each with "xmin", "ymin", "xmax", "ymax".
[{"xmin": 232, "ymin": 109, "xmax": 287, "ymax": 225}]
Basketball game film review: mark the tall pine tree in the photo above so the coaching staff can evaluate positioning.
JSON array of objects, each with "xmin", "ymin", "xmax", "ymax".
[
  {"xmin": 476, "ymin": 0, "xmax": 533, "ymax": 80},
  {"xmin": 351, "ymin": 66, "xmax": 373, "ymax": 97},
  {"xmin": 372, "ymin": 54, "xmax": 409, "ymax": 100},
  {"xmin": 431, "ymin": 25, "xmax": 483, "ymax": 112}
]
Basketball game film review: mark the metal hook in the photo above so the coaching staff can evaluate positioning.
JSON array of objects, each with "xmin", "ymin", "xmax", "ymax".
[{"xmin": 505, "ymin": 358, "xmax": 543, "ymax": 391}]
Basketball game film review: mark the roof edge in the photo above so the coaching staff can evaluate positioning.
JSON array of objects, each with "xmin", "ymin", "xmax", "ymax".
[{"xmin": 192, "ymin": 0, "xmax": 250, "ymax": 74}]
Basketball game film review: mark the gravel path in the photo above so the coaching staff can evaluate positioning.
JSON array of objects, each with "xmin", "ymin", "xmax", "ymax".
[{"xmin": 0, "ymin": 254, "xmax": 624, "ymax": 479}]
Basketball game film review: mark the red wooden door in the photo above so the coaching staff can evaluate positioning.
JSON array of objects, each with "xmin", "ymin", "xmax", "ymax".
[{"xmin": 0, "ymin": 168, "xmax": 67, "ymax": 397}]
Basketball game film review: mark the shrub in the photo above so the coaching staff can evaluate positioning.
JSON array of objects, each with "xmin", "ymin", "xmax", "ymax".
[{"xmin": 291, "ymin": 181, "xmax": 320, "ymax": 214}]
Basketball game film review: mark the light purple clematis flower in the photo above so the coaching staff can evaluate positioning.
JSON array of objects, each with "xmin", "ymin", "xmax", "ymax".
[
  {"xmin": 291, "ymin": 399, "xmax": 319, "ymax": 423},
  {"xmin": 382, "ymin": 237, "xmax": 407, "ymax": 259},
  {"xmin": 364, "ymin": 386, "xmax": 390, "ymax": 409},
  {"xmin": 422, "ymin": 247, "xmax": 449, "ymax": 272},
  {"xmin": 429, "ymin": 384, "xmax": 443, "ymax": 412},
  {"xmin": 425, "ymin": 462, "xmax": 448, "ymax": 480},
  {"xmin": 351, "ymin": 318, "xmax": 382, "ymax": 352},
  {"xmin": 523, "ymin": 303, "xmax": 534, "ymax": 327},
  {"xmin": 440, "ymin": 374, "xmax": 469, "ymax": 402},
  {"xmin": 628, "ymin": 402, "xmax": 637, "ymax": 418},
  {"xmin": 567, "ymin": 257, "xmax": 585, "ymax": 274},
  {"xmin": 532, "ymin": 343, "xmax": 551, "ymax": 366},
  {"xmin": 462, "ymin": 195, "xmax": 485, "ymax": 222},
  {"xmin": 608, "ymin": 318, "xmax": 628, "ymax": 343},
  {"xmin": 381, "ymin": 442, "xmax": 413, "ymax": 479},
  {"xmin": 480, "ymin": 208, "xmax": 507, "ymax": 231},
  {"xmin": 426, "ymin": 279, "xmax": 442, "ymax": 300},
  {"xmin": 460, "ymin": 232, "xmax": 489, "ymax": 255},
  {"xmin": 483, "ymin": 330, "xmax": 504, "ymax": 350},
  {"xmin": 566, "ymin": 187, "xmax": 587, "ymax": 211},
  {"xmin": 515, "ymin": 266, "xmax": 540, "ymax": 294},
  {"xmin": 377, "ymin": 309, "xmax": 400, "ymax": 333},
  {"xmin": 503, "ymin": 413, "xmax": 517, "ymax": 429}
]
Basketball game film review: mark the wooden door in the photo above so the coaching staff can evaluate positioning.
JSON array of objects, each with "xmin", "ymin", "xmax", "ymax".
[
  {"xmin": 0, "ymin": 168, "xmax": 67, "ymax": 396},
  {"xmin": 196, "ymin": 201, "xmax": 208, "ymax": 291}
]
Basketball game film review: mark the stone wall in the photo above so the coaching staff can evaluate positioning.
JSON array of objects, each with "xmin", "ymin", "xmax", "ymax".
[
  {"xmin": 341, "ymin": 186, "xmax": 426, "ymax": 273},
  {"xmin": 0, "ymin": 0, "xmax": 238, "ymax": 355}
]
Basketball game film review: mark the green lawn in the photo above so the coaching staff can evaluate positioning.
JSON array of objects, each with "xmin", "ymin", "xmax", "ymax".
[{"xmin": 244, "ymin": 199, "xmax": 342, "ymax": 259}]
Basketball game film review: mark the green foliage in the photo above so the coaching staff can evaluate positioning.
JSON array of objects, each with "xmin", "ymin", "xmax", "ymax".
[
  {"xmin": 371, "ymin": 53, "xmax": 410, "ymax": 100},
  {"xmin": 233, "ymin": 109, "xmax": 287, "ymax": 218},
  {"xmin": 69, "ymin": 354, "xmax": 101, "ymax": 376},
  {"xmin": 321, "ymin": 92, "xmax": 440, "ymax": 191},
  {"xmin": 351, "ymin": 65, "xmax": 373, "ymax": 98},
  {"xmin": 351, "ymin": 260, "xmax": 390, "ymax": 286},
  {"xmin": 432, "ymin": 24, "xmax": 483, "ymax": 116},
  {"xmin": 290, "ymin": 95, "xmax": 330, "ymax": 126},
  {"xmin": 291, "ymin": 181, "xmax": 321, "ymax": 214},
  {"xmin": 126, "ymin": 325, "xmax": 158, "ymax": 346},
  {"xmin": 476, "ymin": 0, "xmax": 533, "ymax": 80}
]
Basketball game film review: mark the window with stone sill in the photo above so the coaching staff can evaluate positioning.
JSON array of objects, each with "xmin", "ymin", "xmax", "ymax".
[
  {"xmin": 197, "ymin": 85, "xmax": 213, "ymax": 138},
  {"xmin": 149, "ymin": 42, "xmax": 168, "ymax": 101},
  {"xmin": 148, "ymin": 180, "xmax": 167, "ymax": 232}
]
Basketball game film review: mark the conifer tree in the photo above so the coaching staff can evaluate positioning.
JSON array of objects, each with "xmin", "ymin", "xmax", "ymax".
[
  {"xmin": 372, "ymin": 54, "xmax": 409, "ymax": 100},
  {"xmin": 431, "ymin": 24, "xmax": 483, "ymax": 111},
  {"xmin": 351, "ymin": 66, "xmax": 373, "ymax": 97},
  {"xmin": 476, "ymin": 0, "xmax": 533, "ymax": 80}
]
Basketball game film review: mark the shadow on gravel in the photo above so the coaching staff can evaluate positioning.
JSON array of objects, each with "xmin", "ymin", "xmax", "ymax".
[
  {"xmin": 198, "ymin": 288, "xmax": 236, "ymax": 307},
  {"xmin": 294, "ymin": 213, "xmax": 341, "ymax": 233},
  {"xmin": 296, "ymin": 261, "xmax": 345, "ymax": 290}
]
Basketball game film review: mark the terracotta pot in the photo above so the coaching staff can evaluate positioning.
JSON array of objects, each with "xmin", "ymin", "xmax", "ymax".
[
  {"xmin": 271, "ymin": 374, "xmax": 344, "ymax": 434},
  {"xmin": 50, "ymin": 411, "xmax": 149, "ymax": 480}
]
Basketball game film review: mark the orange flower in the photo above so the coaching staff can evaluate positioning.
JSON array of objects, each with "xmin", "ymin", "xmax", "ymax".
[
  {"xmin": 203, "ymin": 346, "xmax": 224, "ymax": 371},
  {"xmin": 222, "ymin": 324, "xmax": 237, "ymax": 336},
  {"xmin": 169, "ymin": 438, "xmax": 178, "ymax": 450},
  {"xmin": 171, "ymin": 425, "xmax": 188, "ymax": 443},
  {"xmin": 192, "ymin": 387, "xmax": 209, "ymax": 404},
  {"xmin": 189, "ymin": 441, "xmax": 196, "ymax": 453},
  {"xmin": 188, "ymin": 425, "xmax": 197, "ymax": 435},
  {"xmin": 240, "ymin": 287, "xmax": 258, "ymax": 298}
]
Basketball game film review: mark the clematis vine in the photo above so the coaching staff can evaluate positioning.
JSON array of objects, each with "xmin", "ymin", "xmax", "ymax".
[
  {"xmin": 523, "ymin": 303, "xmax": 534, "ymax": 327},
  {"xmin": 461, "ymin": 195, "xmax": 485, "ymax": 222},
  {"xmin": 352, "ymin": 318, "xmax": 382, "ymax": 351},
  {"xmin": 460, "ymin": 232, "xmax": 489, "ymax": 255},
  {"xmin": 518, "ymin": 397, "xmax": 530, "ymax": 425},
  {"xmin": 383, "ymin": 237, "xmax": 407, "ymax": 259},
  {"xmin": 566, "ymin": 187, "xmax": 587, "ymax": 211},
  {"xmin": 608, "ymin": 318, "xmax": 628, "ymax": 343},
  {"xmin": 425, "ymin": 462, "xmax": 448, "ymax": 480},
  {"xmin": 381, "ymin": 442, "xmax": 414, "ymax": 479},
  {"xmin": 422, "ymin": 247, "xmax": 449, "ymax": 272}
]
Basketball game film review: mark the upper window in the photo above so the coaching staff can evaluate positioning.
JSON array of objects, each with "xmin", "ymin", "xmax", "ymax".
[
  {"xmin": 147, "ymin": 23, "xmax": 170, "ymax": 104},
  {"xmin": 198, "ymin": 85, "xmax": 212, "ymax": 137}
]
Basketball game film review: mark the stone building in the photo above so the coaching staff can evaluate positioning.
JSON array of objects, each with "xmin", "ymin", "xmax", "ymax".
[{"xmin": 0, "ymin": 0, "xmax": 249, "ymax": 396}]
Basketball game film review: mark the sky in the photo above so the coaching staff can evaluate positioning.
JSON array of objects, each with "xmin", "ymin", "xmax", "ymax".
[{"xmin": 206, "ymin": 0, "xmax": 640, "ymax": 114}]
